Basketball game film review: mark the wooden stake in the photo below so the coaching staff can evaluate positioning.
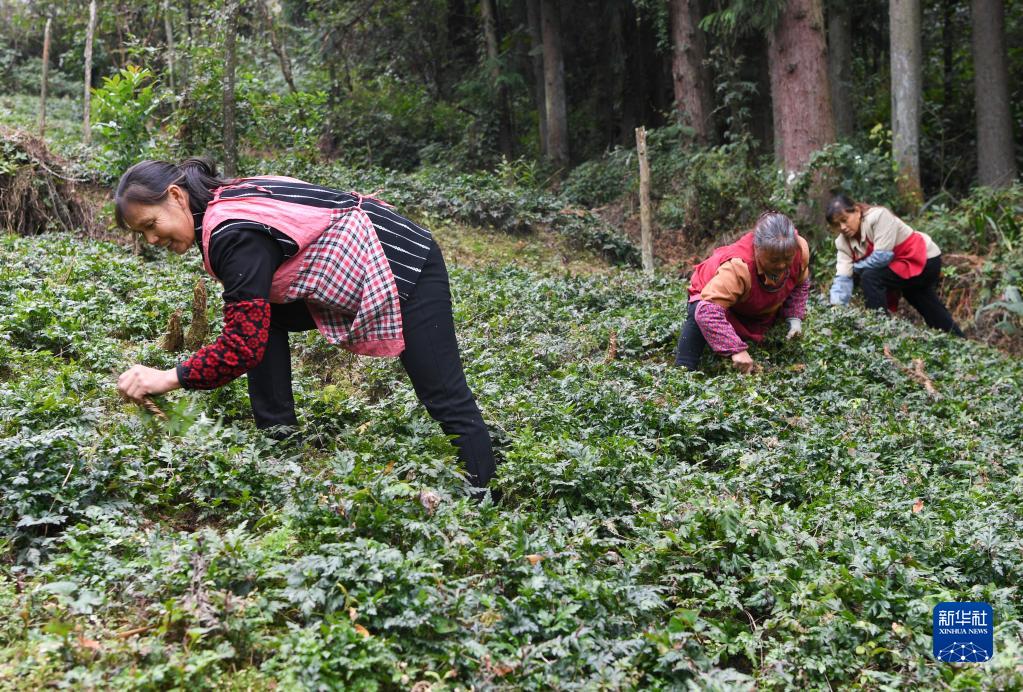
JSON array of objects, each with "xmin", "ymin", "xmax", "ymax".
[
  {"xmin": 635, "ymin": 126, "xmax": 654, "ymax": 274},
  {"xmin": 39, "ymin": 16, "xmax": 52, "ymax": 137}
]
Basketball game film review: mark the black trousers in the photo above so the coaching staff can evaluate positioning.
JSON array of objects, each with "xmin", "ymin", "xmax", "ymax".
[
  {"xmin": 860, "ymin": 255, "xmax": 963, "ymax": 336},
  {"xmin": 246, "ymin": 242, "xmax": 497, "ymax": 488},
  {"xmin": 674, "ymin": 301, "xmax": 705, "ymax": 370}
]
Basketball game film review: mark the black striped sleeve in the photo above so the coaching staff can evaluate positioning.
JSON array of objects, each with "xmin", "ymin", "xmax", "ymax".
[{"xmin": 360, "ymin": 199, "xmax": 433, "ymax": 297}]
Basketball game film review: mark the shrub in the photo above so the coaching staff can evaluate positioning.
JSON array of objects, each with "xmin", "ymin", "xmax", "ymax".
[
  {"xmin": 323, "ymin": 75, "xmax": 471, "ymax": 171},
  {"xmin": 787, "ymin": 129, "xmax": 914, "ymax": 219},
  {"xmin": 652, "ymin": 135, "xmax": 779, "ymax": 240},
  {"xmin": 90, "ymin": 65, "xmax": 167, "ymax": 181}
]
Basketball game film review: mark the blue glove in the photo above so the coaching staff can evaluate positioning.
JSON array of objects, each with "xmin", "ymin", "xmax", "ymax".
[
  {"xmin": 852, "ymin": 250, "xmax": 894, "ymax": 272},
  {"xmin": 830, "ymin": 275, "xmax": 853, "ymax": 305}
]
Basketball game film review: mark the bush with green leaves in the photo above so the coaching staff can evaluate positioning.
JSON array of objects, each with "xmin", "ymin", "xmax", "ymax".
[
  {"xmin": 322, "ymin": 75, "xmax": 471, "ymax": 171},
  {"xmin": 561, "ymin": 130, "xmax": 782, "ymax": 242},
  {"xmin": 786, "ymin": 128, "xmax": 915, "ymax": 220},
  {"xmin": 90, "ymin": 65, "xmax": 167, "ymax": 182},
  {"xmin": 1, "ymin": 227, "xmax": 1021, "ymax": 688},
  {"xmin": 917, "ymin": 184, "xmax": 1023, "ymax": 256},
  {"xmin": 270, "ymin": 159, "xmax": 641, "ymax": 265},
  {"xmin": 6, "ymin": 57, "xmax": 79, "ymax": 98}
]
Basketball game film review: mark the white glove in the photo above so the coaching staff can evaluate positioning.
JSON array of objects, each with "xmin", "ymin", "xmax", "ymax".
[{"xmin": 786, "ymin": 317, "xmax": 802, "ymax": 340}]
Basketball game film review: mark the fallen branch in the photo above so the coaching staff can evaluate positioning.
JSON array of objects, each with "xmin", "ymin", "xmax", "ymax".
[
  {"xmin": 114, "ymin": 625, "xmax": 153, "ymax": 639},
  {"xmin": 883, "ymin": 345, "xmax": 941, "ymax": 399}
]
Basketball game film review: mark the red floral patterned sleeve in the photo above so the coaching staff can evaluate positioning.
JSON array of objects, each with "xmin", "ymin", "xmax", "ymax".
[{"xmin": 176, "ymin": 299, "xmax": 272, "ymax": 389}]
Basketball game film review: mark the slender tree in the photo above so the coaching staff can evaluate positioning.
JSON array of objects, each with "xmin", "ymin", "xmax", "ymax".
[
  {"xmin": 83, "ymin": 0, "xmax": 98, "ymax": 144},
  {"xmin": 971, "ymin": 0, "xmax": 1016, "ymax": 187},
  {"xmin": 260, "ymin": 0, "xmax": 298, "ymax": 94},
  {"xmin": 610, "ymin": 1, "xmax": 635, "ymax": 145},
  {"xmin": 525, "ymin": 0, "xmax": 547, "ymax": 157},
  {"xmin": 827, "ymin": 0, "xmax": 854, "ymax": 138},
  {"xmin": 890, "ymin": 0, "xmax": 923, "ymax": 202},
  {"xmin": 39, "ymin": 14, "xmax": 52, "ymax": 137},
  {"xmin": 222, "ymin": 0, "xmax": 240, "ymax": 176},
  {"xmin": 164, "ymin": 0, "xmax": 176, "ymax": 94},
  {"xmin": 768, "ymin": 0, "xmax": 835, "ymax": 175},
  {"xmin": 540, "ymin": 0, "xmax": 568, "ymax": 168},
  {"xmin": 669, "ymin": 0, "xmax": 714, "ymax": 143},
  {"xmin": 480, "ymin": 0, "xmax": 513, "ymax": 158}
]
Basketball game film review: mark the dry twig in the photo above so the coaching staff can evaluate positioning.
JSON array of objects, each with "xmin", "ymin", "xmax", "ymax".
[
  {"xmin": 604, "ymin": 330, "xmax": 618, "ymax": 363},
  {"xmin": 140, "ymin": 397, "xmax": 168, "ymax": 419},
  {"xmin": 883, "ymin": 345, "xmax": 941, "ymax": 399}
]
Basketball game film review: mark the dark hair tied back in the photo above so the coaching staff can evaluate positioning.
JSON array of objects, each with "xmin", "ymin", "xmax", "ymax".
[
  {"xmin": 825, "ymin": 193, "xmax": 857, "ymax": 224},
  {"xmin": 114, "ymin": 156, "xmax": 228, "ymax": 229}
]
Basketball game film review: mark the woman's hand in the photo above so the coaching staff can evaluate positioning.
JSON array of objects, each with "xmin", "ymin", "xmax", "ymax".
[
  {"xmin": 117, "ymin": 365, "xmax": 180, "ymax": 403},
  {"xmin": 730, "ymin": 350, "xmax": 756, "ymax": 374}
]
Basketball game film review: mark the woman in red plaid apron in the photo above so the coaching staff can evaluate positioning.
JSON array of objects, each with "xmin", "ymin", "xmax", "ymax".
[{"xmin": 114, "ymin": 158, "xmax": 496, "ymax": 493}]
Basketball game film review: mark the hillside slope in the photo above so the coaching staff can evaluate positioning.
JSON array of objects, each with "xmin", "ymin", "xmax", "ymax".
[{"xmin": 1, "ymin": 231, "xmax": 1021, "ymax": 689}]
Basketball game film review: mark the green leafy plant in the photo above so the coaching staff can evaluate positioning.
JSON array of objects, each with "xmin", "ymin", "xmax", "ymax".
[
  {"xmin": 1, "ymin": 209, "xmax": 1022, "ymax": 688},
  {"xmin": 90, "ymin": 65, "xmax": 165, "ymax": 181}
]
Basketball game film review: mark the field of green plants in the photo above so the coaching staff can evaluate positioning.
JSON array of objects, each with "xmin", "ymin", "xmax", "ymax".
[{"xmin": 2, "ymin": 222, "xmax": 1022, "ymax": 688}]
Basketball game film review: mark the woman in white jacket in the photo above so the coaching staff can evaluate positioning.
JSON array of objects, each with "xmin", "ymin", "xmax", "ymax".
[{"xmin": 826, "ymin": 194, "xmax": 962, "ymax": 336}]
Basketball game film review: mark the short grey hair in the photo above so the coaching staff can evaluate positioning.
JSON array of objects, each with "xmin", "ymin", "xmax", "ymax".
[{"xmin": 752, "ymin": 212, "xmax": 797, "ymax": 254}]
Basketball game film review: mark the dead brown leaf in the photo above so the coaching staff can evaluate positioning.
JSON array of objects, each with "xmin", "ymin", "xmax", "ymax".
[
  {"xmin": 77, "ymin": 635, "xmax": 101, "ymax": 651},
  {"xmin": 419, "ymin": 489, "xmax": 441, "ymax": 515}
]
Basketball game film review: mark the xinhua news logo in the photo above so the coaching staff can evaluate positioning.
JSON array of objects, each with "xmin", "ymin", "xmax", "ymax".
[{"xmin": 932, "ymin": 602, "xmax": 994, "ymax": 663}]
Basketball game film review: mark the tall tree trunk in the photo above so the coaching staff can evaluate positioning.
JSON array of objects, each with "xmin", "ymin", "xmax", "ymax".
[
  {"xmin": 83, "ymin": 0, "xmax": 98, "ymax": 144},
  {"xmin": 163, "ymin": 0, "xmax": 175, "ymax": 94},
  {"xmin": 525, "ymin": 0, "xmax": 547, "ymax": 157},
  {"xmin": 609, "ymin": 1, "xmax": 634, "ymax": 146},
  {"xmin": 39, "ymin": 15, "xmax": 52, "ymax": 137},
  {"xmin": 971, "ymin": 0, "xmax": 1016, "ymax": 187},
  {"xmin": 827, "ymin": 1, "xmax": 854, "ymax": 139},
  {"xmin": 890, "ymin": 0, "xmax": 923, "ymax": 203},
  {"xmin": 940, "ymin": 0, "xmax": 954, "ymax": 178},
  {"xmin": 669, "ymin": 0, "xmax": 713, "ymax": 143},
  {"xmin": 222, "ymin": 0, "xmax": 239, "ymax": 176},
  {"xmin": 942, "ymin": 0, "xmax": 954, "ymax": 112},
  {"xmin": 260, "ymin": 0, "xmax": 298, "ymax": 94},
  {"xmin": 540, "ymin": 0, "xmax": 568, "ymax": 169},
  {"xmin": 768, "ymin": 0, "xmax": 835, "ymax": 175},
  {"xmin": 480, "ymin": 0, "xmax": 513, "ymax": 159}
]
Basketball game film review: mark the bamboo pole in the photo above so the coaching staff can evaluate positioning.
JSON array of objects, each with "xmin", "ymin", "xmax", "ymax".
[{"xmin": 635, "ymin": 126, "xmax": 654, "ymax": 274}]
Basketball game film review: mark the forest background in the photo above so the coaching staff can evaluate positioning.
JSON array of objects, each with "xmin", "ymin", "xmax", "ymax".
[
  {"xmin": 1, "ymin": 0, "xmax": 1023, "ymax": 688},
  {"xmin": 2, "ymin": 0, "xmax": 1021, "ymax": 340}
]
